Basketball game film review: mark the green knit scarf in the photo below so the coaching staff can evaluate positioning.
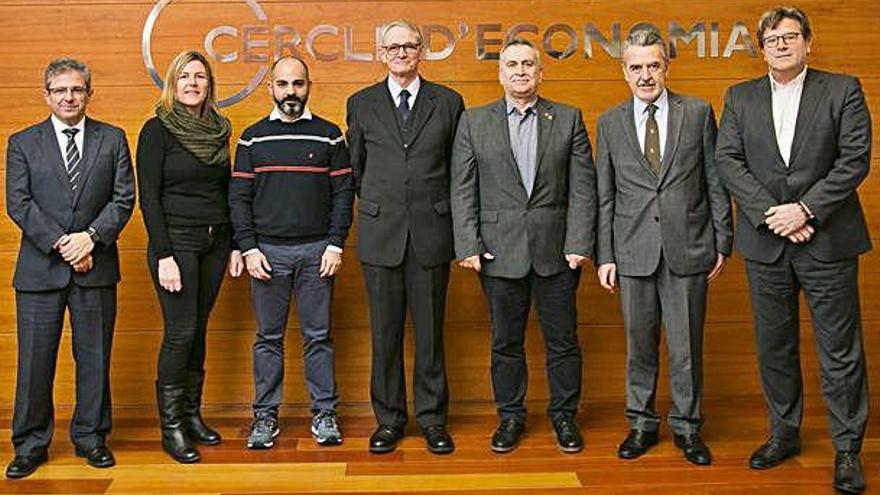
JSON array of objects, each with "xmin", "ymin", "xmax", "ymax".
[{"xmin": 156, "ymin": 102, "xmax": 231, "ymax": 167}]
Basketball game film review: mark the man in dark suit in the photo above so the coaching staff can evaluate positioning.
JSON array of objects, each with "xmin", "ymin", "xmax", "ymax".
[
  {"xmin": 716, "ymin": 7, "xmax": 871, "ymax": 493},
  {"xmin": 346, "ymin": 20, "xmax": 464, "ymax": 454},
  {"xmin": 4, "ymin": 58, "xmax": 135, "ymax": 478},
  {"xmin": 451, "ymin": 38, "xmax": 596, "ymax": 454},
  {"xmin": 595, "ymin": 25, "xmax": 732, "ymax": 466}
]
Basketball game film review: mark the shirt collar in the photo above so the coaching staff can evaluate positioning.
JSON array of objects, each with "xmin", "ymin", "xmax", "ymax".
[
  {"xmin": 387, "ymin": 75, "xmax": 420, "ymax": 100},
  {"xmin": 633, "ymin": 89, "xmax": 668, "ymax": 117},
  {"xmin": 505, "ymin": 97, "xmax": 538, "ymax": 116},
  {"xmin": 770, "ymin": 65, "xmax": 808, "ymax": 92},
  {"xmin": 50, "ymin": 114, "xmax": 85, "ymax": 134},
  {"xmin": 269, "ymin": 106, "xmax": 312, "ymax": 123}
]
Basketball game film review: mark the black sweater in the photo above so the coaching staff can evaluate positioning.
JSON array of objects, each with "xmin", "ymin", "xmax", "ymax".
[
  {"xmin": 229, "ymin": 114, "xmax": 353, "ymax": 252},
  {"xmin": 136, "ymin": 117, "xmax": 231, "ymax": 258}
]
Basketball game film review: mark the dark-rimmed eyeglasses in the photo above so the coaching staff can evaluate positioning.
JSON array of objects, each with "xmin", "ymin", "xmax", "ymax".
[
  {"xmin": 762, "ymin": 32, "xmax": 802, "ymax": 48},
  {"xmin": 382, "ymin": 43, "xmax": 421, "ymax": 55},
  {"xmin": 47, "ymin": 86, "xmax": 88, "ymax": 98}
]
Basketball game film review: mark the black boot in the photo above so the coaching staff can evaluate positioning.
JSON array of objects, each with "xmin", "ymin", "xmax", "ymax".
[
  {"xmin": 156, "ymin": 382, "xmax": 200, "ymax": 463},
  {"xmin": 183, "ymin": 371, "xmax": 221, "ymax": 445}
]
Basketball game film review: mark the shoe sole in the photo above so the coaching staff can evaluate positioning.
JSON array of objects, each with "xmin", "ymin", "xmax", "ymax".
[
  {"xmin": 427, "ymin": 445, "xmax": 455, "ymax": 455},
  {"xmin": 74, "ymin": 448, "xmax": 115, "ymax": 468},
  {"xmin": 369, "ymin": 443, "xmax": 398, "ymax": 454},
  {"xmin": 247, "ymin": 428, "xmax": 281, "ymax": 449},
  {"xmin": 833, "ymin": 482, "xmax": 865, "ymax": 495}
]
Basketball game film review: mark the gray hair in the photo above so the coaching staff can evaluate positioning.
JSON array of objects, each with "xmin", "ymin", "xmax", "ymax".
[
  {"xmin": 500, "ymin": 38, "xmax": 542, "ymax": 68},
  {"xmin": 757, "ymin": 6, "xmax": 812, "ymax": 48},
  {"xmin": 44, "ymin": 58, "xmax": 91, "ymax": 91},
  {"xmin": 380, "ymin": 19, "xmax": 424, "ymax": 47},
  {"xmin": 622, "ymin": 23, "xmax": 668, "ymax": 61}
]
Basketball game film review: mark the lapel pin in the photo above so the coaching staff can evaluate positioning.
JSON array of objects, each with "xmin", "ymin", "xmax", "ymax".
[{"xmin": 544, "ymin": 113, "xmax": 553, "ymax": 120}]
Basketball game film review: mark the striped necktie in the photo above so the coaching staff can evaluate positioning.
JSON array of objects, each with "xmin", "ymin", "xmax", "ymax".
[{"xmin": 62, "ymin": 127, "xmax": 81, "ymax": 191}]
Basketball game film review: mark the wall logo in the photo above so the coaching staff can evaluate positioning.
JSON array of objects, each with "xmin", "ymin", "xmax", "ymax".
[{"xmin": 142, "ymin": 0, "xmax": 758, "ymax": 108}]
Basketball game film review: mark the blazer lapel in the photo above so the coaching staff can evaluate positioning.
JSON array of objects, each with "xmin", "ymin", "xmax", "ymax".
[
  {"xmin": 369, "ymin": 80, "xmax": 404, "ymax": 147},
  {"xmin": 491, "ymin": 99, "xmax": 530, "ymax": 201},
  {"xmin": 621, "ymin": 102, "xmax": 657, "ymax": 177},
  {"xmin": 755, "ymin": 77, "xmax": 787, "ymax": 169},
  {"xmin": 407, "ymin": 82, "xmax": 437, "ymax": 143},
  {"xmin": 658, "ymin": 92, "xmax": 684, "ymax": 184},
  {"xmin": 534, "ymin": 98, "xmax": 555, "ymax": 178},
  {"xmin": 788, "ymin": 69, "xmax": 825, "ymax": 167},
  {"xmin": 38, "ymin": 119, "xmax": 74, "ymax": 202},
  {"xmin": 73, "ymin": 118, "xmax": 103, "ymax": 205}
]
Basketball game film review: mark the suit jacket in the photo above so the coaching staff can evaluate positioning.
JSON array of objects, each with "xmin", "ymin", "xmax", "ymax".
[
  {"xmin": 451, "ymin": 97, "xmax": 596, "ymax": 279},
  {"xmin": 346, "ymin": 78, "xmax": 464, "ymax": 268},
  {"xmin": 716, "ymin": 68, "xmax": 872, "ymax": 263},
  {"xmin": 5, "ymin": 117, "xmax": 135, "ymax": 291},
  {"xmin": 596, "ymin": 92, "xmax": 733, "ymax": 277}
]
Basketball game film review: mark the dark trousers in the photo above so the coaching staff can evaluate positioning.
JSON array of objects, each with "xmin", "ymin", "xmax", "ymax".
[
  {"xmin": 12, "ymin": 284, "xmax": 116, "ymax": 455},
  {"xmin": 148, "ymin": 225, "xmax": 230, "ymax": 386},
  {"xmin": 618, "ymin": 256, "xmax": 707, "ymax": 435},
  {"xmin": 480, "ymin": 268, "xmax": 582, "ymax": 422},
  {"xmin": 251, "ymin": 240, "xmax": 338, "ymax": 416},
  {"xmin": 746, "ymin": 248, "xmax": 868, "ymax": 452},
  {"xmin": 362, "ymin": 239, "xmax": 450, "ymax": 430}
]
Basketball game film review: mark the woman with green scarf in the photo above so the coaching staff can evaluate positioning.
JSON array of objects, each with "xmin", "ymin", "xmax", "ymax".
[{"xmin": 136, "ymin": 50, "xmax": 243, "ymax": 463}]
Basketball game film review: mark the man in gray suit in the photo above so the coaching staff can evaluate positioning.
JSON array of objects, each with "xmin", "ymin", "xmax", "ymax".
[
  {"xmin": 716, "ymin": 7, "xmax": 871, "ymax": 493},
  {"xmin": 451, "ymin": 38, "xmax": 596, "ymax": 454},
  {"xmin": 4, "ymin": 58, "xmax": 135, "ymax": 478},
  {"xmin": 346, "ymin": 20, "xmax": 464, "ymax": 455},
  {"xmin": 595, "ymin": 25, "xmax": 732, "ymax": 466}
]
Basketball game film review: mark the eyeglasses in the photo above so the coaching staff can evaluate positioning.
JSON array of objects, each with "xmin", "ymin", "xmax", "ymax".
[
  {"xmin": 47, "ymin": 86, "xmax": 88, "ymax": 98},
  {"xmin": 382, "ymin": 43, "xmax": 420, "ymax": 55},
  {"xmin": 762, "ymin": 32, "xmax": 802, "ymax": 48}
]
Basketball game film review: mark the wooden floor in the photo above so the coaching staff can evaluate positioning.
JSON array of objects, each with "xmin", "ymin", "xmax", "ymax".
[{"xmin": 0, "ymin": 397, "xmax": 876, "ymax": 494}]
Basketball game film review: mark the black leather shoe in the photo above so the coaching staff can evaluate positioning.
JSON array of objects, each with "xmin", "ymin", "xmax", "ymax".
[
  {"xmin": 423, "ymin": 425, "xmax": 455, "ymax": 454},
  {"xmin": 369, "ymin": 425, "xmax": 403, "ymax": 454},
  {"xmin": 748, "ymin": 436, "xmax": 800, "ymax": 469},
  {"xmin": 673, "ymin": 433, "xmax": 712, "ymax": 465},
  {"xmin": 491, "ymin": 418, "xmax": 525, "ymax": 453},
  {"xmin": 833, "ymin": 451, "xmax": 865, "ymax": 494},
  {"xmin": 617, "ymin": 429, "xmax": 659, "ymax": 459},
  {"xmin": 551, "ymin": 417, "xmax": 583, "ymax": 453},
  {"xmin": 75, "ymin": 444, "xmax": 116, "ymax": 468},
  {"xmin": 5, "ymin": 452, "xmax": 48, "ymax": 479}
]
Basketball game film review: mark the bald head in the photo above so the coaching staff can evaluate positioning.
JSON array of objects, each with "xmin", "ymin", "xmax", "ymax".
[{"xmin": 267, "ymin": 56, "xmax": 311, "ymax": 121}]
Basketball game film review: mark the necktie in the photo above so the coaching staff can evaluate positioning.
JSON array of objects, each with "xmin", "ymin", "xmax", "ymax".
[
  {"xmin": 398, "ymin": 89, "xmax": 411, "ymax": 123},
  {"xmin": 62, "ymin": 127, "xmax": 81, "ymax": 191},
  {"xmin": 644, "ymin": 104, "xmax": 661, "ymax": 176}
]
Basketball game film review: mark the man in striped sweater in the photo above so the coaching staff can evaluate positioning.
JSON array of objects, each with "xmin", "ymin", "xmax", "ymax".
[{"xmin": 229, "ymin": 56, "xmax": 354, "ymax": 449}]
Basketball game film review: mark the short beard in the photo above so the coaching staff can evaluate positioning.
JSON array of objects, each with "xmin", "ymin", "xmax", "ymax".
[{"xmin": 275, "ymin": 95, "xmax": 306, "ymax": 119}]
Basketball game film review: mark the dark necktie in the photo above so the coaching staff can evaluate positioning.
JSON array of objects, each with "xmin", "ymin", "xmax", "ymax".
[
  {"xmin": 398, "ymin": 89, "xmax": 412, "ymax": 123},
  {"xmin": 62, "ymin": 127, "xmax": 81, "ymax": 191},
  {"xmin": 644, "ymin": 103, "xmax": 661, "ymax": 176}
]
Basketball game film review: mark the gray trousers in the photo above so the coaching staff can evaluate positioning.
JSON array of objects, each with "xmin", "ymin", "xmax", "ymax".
[
  {"xmin": 251, "ymin": 240, "xmax": 338, "ymax": 416},
  {"xmin": 618, "ymin": 256, "xmax": 707, "ymax": 435},
  {"xmin": 746, "ymin": 249, "xmax": 868, "ymax": 453},
  {"xmin": 12, "ymin": 284, "xmax": 116, "ymax": 455}
]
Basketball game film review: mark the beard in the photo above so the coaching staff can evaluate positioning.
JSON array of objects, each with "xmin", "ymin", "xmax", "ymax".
[{"xmin": 274, "ymin": 94, "xmax": 307, "ymax": 119}]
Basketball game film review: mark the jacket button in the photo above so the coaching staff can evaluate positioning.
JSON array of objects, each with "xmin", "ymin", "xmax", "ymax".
[{"xmin": 654, "ymin": 216, "xmax": 659, "ymax": 222}]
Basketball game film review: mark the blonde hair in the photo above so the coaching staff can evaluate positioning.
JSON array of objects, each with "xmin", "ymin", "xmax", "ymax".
[{"xmin": 157, "ymin": 50, "xmax": 218, "ymax": 117}]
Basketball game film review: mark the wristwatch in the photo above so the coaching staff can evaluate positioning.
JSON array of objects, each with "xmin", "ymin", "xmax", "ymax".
[{"xmin": 87, "ymin": 227, "xmax": 101, "ymax": 243}]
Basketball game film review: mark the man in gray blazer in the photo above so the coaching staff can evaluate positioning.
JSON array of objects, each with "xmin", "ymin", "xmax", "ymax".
[
  {"xmin": 451, "ymin": 38, "xmax": 596, "ymax": 454},
  {"xmin": 716, "ymin": 7, "xmax": 871, "ymax": 493},
  {"xmin": 346, "ymin": 20, "xmax": 464, "ymax": 455},
  {"xmin": 595, "ymin": 25, "xmax": 732, "ymax": 466},
  {"xmin": 4, "ymin": 58, "xmax": 135, "ymax": 478}
]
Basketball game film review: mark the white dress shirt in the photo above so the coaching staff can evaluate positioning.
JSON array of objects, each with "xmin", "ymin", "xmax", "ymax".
[
  {"xmin": 770, "ymin": 66, "xmax": 807, "ymax": 166},
  {"xmin": 633, "ymin": 89, "xmax": 669, "ymax": 159},
  {"xmin": 50, "ymin": 114, "xmax": 85, "ymax": 163},
  {"xmin": 387, "ymin": 75, "xmax": 421, "ymax": 109}
]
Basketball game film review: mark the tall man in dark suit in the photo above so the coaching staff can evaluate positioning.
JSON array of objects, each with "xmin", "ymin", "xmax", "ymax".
[
  {"xmin": 595, "ymin": 25, "xmax": 732, "ymax": 466},
  {"xmin": 4, "ymin": 58, "xmax": 135, "ymax": 478},
  {"xmin": 451, "ymin": 38, "xmax": 596, "ymax": 454},
  {"xmin": 716, "ymin": 7, "xmax": 871, "ymax": 493},
  {"xmin": 346, "ymin": 20, "xmax": 464, "ymax": 455}
]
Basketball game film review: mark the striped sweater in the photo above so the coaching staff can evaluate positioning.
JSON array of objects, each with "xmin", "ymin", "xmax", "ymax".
[{"xmin": 229, "ymin": 113, "xmax": 354, "ymax": 252}]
